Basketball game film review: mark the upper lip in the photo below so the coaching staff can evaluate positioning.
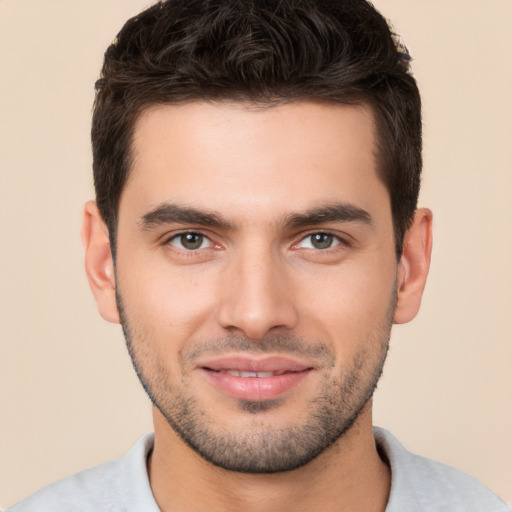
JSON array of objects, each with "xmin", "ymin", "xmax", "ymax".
[{"xmin": 197, "ymin": 355, "xmax": 313, "ymax": 373}]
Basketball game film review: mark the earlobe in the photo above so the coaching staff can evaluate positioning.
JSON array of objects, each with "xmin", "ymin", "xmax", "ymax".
[
  {"xmin": 393, "ymin": 208, "xmax": 433, "ymax": 324},
  {"xmin": 82, "ymin": 201, "xmax": 120, "ymax": 324}
]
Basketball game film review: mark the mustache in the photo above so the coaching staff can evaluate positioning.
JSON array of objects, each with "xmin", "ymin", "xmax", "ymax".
[{"xmin": 181, "ymin": 333, "xmax": 334, "ymax": 365}]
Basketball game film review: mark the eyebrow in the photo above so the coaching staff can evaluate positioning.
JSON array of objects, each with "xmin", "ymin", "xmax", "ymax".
[
  {"xmin": 283, "ymin": 203, "xmax": 372, "ymax": 229},
  {"xmin": 139, "ymin": 203, "xmax": 235, "ymax": 231},
  {"xmin": 139, "ymin": 201, "xmax": 372, "ymax": 232}
]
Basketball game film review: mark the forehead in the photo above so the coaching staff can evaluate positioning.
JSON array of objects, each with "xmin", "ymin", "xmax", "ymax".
[{"xmin": 122, "ymin": 100, "xmax": 388, "ymax": 223}]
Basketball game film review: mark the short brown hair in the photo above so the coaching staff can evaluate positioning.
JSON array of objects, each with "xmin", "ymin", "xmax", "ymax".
[{"xmin": 92, "ymin": 0, "xmax": 422, "ymax": 257}]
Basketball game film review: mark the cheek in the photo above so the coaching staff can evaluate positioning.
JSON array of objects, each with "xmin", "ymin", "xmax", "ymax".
[
  {"xmin": 117, "ymin": 254, "xmax": 220, "ymax": 343},
  {"xmin": 297, "ymin": 260, "xmax": 396, "ymax": 340}
]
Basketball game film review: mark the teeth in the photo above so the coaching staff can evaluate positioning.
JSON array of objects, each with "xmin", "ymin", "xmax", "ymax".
[{"xmin": 225, "ymin": 370, "xmax": 280, "ymax": 378}]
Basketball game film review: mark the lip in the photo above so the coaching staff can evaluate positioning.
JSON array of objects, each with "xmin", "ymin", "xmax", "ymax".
[{"xmin": 197, "ymin": 355, "xmax": 314, "ymax": 401}]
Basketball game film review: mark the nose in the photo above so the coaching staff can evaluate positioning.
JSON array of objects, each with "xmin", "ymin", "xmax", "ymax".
[{"xmin": 216, "ymin": 246, "xmax": 299, "ymax": 340}]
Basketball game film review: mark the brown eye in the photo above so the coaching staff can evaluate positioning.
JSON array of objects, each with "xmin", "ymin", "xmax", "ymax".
[
  {"xmin": 310, "ymin": 233, "xmax": 334, "ymax": 249},
  {"xmin": 295, "ymin": 232, "xmax": 341, "ymax": 250},
  {"xmin": 169, "ymin": 232, "xmax": 210, "ymax": 250}
]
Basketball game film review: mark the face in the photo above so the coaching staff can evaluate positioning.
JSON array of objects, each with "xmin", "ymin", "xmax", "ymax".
[{"xmin": 113, "ymin": 101, "xmax": 399, "ymax": 472}]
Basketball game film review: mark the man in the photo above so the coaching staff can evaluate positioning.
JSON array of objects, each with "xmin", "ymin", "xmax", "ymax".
[{"xmin": 8, "ymin": 0, "xmax": 510, "ymax": 511}]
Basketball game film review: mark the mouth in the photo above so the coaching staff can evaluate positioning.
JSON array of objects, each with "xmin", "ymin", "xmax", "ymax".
[
  {"xmin": 198, "ymin": 356, "xmax": 314, "ymax": 402},
  {"xmin": 215, "ymin": 370, "xmax": 290, "ymax": 378}
]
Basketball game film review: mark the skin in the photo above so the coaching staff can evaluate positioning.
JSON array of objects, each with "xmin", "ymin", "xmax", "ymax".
[{"xmin": 83, "ymin": 101, "xmax": 432, "ymax": 512}]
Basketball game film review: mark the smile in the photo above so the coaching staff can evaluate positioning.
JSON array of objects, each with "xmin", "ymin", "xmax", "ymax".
[
  {"xmin": 217, "ymin": 370, "xmax": 288, "ymax": 378},
  {"xmin": 197, "ymin": 356, "xmax": 314, "ymax": 401}
]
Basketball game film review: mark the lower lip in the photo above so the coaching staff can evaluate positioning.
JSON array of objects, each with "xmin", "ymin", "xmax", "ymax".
[{"xmin": 201, "ymin": 369, "xmax": 312, "ymax": 401}]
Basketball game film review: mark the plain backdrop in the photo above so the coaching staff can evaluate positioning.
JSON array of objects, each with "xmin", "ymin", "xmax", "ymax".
[{"xmin": 1, "ymin": 0, "xmax": 511, "ymax": 508}]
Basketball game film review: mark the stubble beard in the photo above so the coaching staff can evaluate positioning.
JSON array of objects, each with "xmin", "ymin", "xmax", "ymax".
[{"xmin": 116, "ymin": 290, "xmax": 393, "ymax": 474}]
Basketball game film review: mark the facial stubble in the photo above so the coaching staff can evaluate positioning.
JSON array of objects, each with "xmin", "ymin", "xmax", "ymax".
[{"xmin": 116, "ymin": 287, "xmax": 394, "ymax": 474}]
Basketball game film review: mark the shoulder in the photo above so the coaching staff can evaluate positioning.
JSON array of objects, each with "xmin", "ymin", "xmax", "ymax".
[
  {"xmin": 7, "ymin": 433, "xmax": 159, "ymax": 512},
  {"xmin": 374, "ymin": 427, "xmax": 511, "ymax": 512}
]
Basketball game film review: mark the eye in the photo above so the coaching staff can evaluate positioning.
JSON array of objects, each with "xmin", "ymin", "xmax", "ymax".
[
  {"xmin": 168, "ymin": 232, "xmax": 213, "ymax": 251},
  {"xmin": 297, "ymin": 233, "xmax": 341, "ymax": 250}
]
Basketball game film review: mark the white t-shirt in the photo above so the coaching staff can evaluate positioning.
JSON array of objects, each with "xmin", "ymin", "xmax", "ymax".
[{"xmin": 8, "ymin": 427, "xmax": 510, "ymax": 511}]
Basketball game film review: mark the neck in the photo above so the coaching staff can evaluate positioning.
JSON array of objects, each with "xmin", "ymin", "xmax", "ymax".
[{"xmin": 148, "ymin": 404, "xmax": 390, "ymax": 512}]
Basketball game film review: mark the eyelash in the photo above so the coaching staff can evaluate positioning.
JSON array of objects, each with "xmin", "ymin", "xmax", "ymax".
[
  {"xmin": 164, "ymin": 230, "xmax": 349, "ymax": 253},
  {"xmin": 293, "ymin": 232, "xmax": 345, "ymax": 251},
  {"xmin": 165, "ymin": 231, "xmax": 216, "ymax": 251}
]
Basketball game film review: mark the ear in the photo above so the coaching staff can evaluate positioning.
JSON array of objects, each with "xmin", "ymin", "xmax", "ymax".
[
  {"xmin": 394, "ymin": 208, "xmax": 433, "ymax": 324},
  {"xmin": 82, "ymin": 201, "xmax": 120, "ymax": 324}
]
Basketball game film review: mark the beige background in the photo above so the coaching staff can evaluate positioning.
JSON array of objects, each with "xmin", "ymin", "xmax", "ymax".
[{"xmin": 1, "ymin": 0, "xmax": 511, "ymax": 508}]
